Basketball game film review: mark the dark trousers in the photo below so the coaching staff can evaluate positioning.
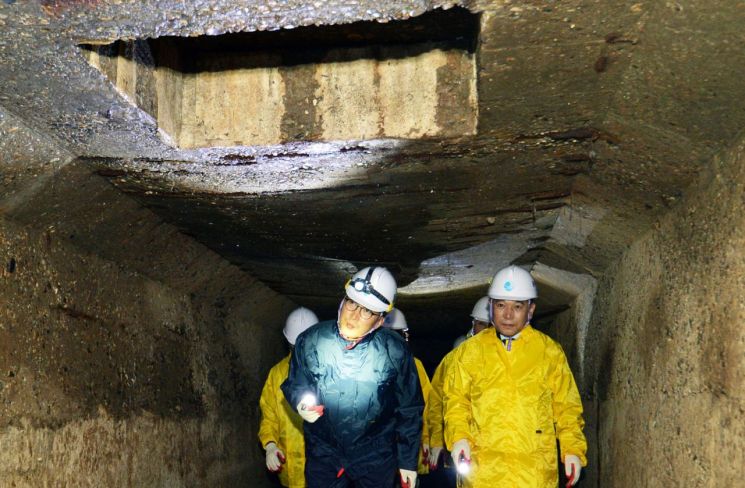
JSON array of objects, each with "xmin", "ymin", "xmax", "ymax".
[
  {"xmin": 419, "ymin": 450, "xmax": 456, "ymax": 488},
  {"xmin": 305, "ymin": 449, "xmax": 399, "ymax": 488}
]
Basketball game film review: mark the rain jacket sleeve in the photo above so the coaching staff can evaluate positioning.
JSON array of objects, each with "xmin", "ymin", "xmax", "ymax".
[
  {"xmin": 550, "ymin": 347, "xmax": 588, "ymax": 465},
  {"xmin": 425, "ymin": 357, "xmax": 448, "ymax": 448},
  {"xmin": 395, "ymin": 350, "xmax": 425, "ymax": 471},
  {"xmin": 259, "ymin": 356, "xmax": 308, "ymax": 488},
  {"xmin": 414, "ymin": 358, "xmax": 432, "ymax": 445},
  {"xmin": 442, "ymin": 344, "xmax": 475, "ymax": 449},
  {"xmin": 281, "ymin": 333, "xmax": 314, "ymax": 412},
  {"xmin": 258, "ymin": 362, "xmax": 282, "ymax": 448}
]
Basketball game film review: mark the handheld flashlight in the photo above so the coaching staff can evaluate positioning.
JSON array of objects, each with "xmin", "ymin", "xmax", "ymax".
[
  {"xmin": 456, "ymin": 450, "xmax": 470, "ymax": 487},
  {"xmin": 300, "ymin": 393, "xmax": 317, "ymax": 407},
  {"xmin": 300, "ymin": 393, "xmax": 325, "ymax": 416},
  {"xmin": 457, "ymin": 451, "xmax": 470, "ymax": 475}
]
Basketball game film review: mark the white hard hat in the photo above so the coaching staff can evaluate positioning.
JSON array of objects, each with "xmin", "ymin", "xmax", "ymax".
[
  {"xmin": 470, "ymin": 297, "xmax": 490, "ymax": 322},
  {"xmin": 487, "ymin": 265, "xmax": 538, "ymax": 301},
  {"xmin": 383, "ymin": 308, "xmax": 407, "ymax": 330},
  {"xmin": 453, "ymin": 335, "xmax": 467, "ymax": 349},
  {"xmin": 345, "ymin": 266, "xmax": 396, "ymax": 313},
  {"xmin": 283, "ymin": 307, "xmax": 319, "ymax": 345}
]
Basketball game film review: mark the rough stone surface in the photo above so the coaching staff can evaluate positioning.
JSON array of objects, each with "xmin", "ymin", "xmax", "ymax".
[
  {"xmin": 0, "ymin": 214, "xmax": 293, "ymax": 486},
  {"xmin": 586, "ymin": 133, "xmax": 745, "ymax": 486},
  {"xmin": 3, "ymin": 1, "xmax": 743, "ymax": 321},
  {"xmin": 1, "ymin": 117, "xmax": 295, "ymax": 486},
  {"xmin": 2, "ymin": 0, "xmax": 745, "ymax": 485},
  {"xmin": 44, "ymin": 0, "xmax": 475, "ymax": 44},
  {"xmin": 0, "ymin": 107, "xmax": 74, "ymax": 214},
  {"xmin": 0, "ymin": 412, "xmax": 252, "ymax": 487}
]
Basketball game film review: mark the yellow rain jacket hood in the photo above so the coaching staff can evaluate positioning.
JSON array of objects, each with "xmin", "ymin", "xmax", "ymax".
[
  {"xmin": 259, "ymin": 354, "xmax": 306, "ymax": 488},
  {"xmin": 444, "ymin": 325, "xmax": 587, "ymax": 488}
]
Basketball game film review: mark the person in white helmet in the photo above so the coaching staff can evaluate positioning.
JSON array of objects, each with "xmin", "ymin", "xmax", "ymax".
[
  {"xmin": 383, "ymin": 308, "xmax": 432, "ymax": 478},
  {"xmin": 259, "ymin": 307, "xmax": 319, "ymax": 488},
  {"xmin": 466, "ymin": 296, "xmax": 491, "ymax": 338},
  {"xmin": 425, "ymin": 297, "xmax": 492, "ymax": 484},
  {"xmin": 281, "ymin": 267, "xmax": 423, "ymax": 488},
  {"xmin": 444, "ymin": 265, "xmax": 587, "ymax": 487}
]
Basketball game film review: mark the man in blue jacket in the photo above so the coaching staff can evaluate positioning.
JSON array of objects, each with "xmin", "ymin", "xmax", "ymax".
[{"xmin": 281, "ymin": 266, "xmax": 423, "ymax": 488}]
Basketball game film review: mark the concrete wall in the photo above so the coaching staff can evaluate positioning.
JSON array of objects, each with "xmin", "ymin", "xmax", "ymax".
[
  {"xmin": 0, "ymin": 107, "xmax": 73, "ymax": 212},
  {"xmin": 586, "ymin": 135, "xmax": 745, "ymax": 486},
  {"xmin": 531, "ymin": 263, "xmax": 598, "ymax": 487},
  {"xmin": 1, "ymin": 116, "xmax": 296, "ymax": 486},
  {"xmin": 83, "ymin": 37, "xmax": 477, "ymax": 148}
]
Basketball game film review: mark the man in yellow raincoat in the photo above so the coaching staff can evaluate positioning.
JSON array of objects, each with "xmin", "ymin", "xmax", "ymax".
[
  {"xmin": 444, "ymin": 266, "xmax": 587, "ymax": 487},
  {"xmin": 383, "ymin": 308, "xmax": 432, "ymax": 477},
  {"xmin": 258, "ymin": 307, "xmax": 319, "ymax": 487}
]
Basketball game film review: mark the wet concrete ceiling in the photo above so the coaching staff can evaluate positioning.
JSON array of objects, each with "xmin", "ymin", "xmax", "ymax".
[{"xmin": 1, "ymin": 0, "xmax": 744, "ymax": 331}]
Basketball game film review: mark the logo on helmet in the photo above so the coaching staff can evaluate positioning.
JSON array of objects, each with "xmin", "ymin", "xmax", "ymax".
[{"xmin": 504, "ymin": 281, "xmax": 513, "ymax": 291}]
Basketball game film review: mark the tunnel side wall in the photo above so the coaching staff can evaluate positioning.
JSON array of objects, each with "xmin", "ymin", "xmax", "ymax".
[
  {"xmin": 0, "ymin": 114, "xmax": 294, "ymax": 486},
  {"xmin": 0, "ymin": 217, "xmax": 292, "ymax": 488},
  {"xmin": 587, "ymin": 136, "xmax": 745, "ymax": 486}
]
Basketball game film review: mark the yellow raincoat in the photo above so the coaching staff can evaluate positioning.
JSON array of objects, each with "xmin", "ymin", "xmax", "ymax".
[
  {"xmin": 444, "ymin": 325, "xmax": 587, "ymax": 488},
  {"xmin": 426, "ymin": 348, "xmax": 457, "ymax": 450},
  {"xmin": 258, "ymin": 354, "xmax": 306, "ymax": 488},
  {"xmin": 414, "ymin": 357, "xmax": 432, "ymax": 475}
]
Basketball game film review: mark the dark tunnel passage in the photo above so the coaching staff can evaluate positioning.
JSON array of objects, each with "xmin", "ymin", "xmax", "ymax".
[{"xmin": 1, "ymin": 1, "xmax": 744, "ymax": 487}]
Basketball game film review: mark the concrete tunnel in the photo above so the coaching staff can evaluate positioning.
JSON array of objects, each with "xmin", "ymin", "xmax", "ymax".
[{"xmin": 0, "ymin": 1, "xmax": 743, "ymax": 486}]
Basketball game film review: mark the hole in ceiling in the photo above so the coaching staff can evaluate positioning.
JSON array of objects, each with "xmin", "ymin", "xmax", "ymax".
[{"xmin": 80, "ymin": 7, "xmax": 480, "ymax": 149}]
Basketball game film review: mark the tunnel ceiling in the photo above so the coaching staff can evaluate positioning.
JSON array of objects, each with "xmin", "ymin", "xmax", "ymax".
[{"xmin": 1, "ymin": 0, "xmax": 744, "ymax": 326}]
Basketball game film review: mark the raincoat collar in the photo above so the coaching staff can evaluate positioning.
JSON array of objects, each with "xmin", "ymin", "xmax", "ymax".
[
  {"xmin": 492, "ymin": 323, "xmax": 536, "ymax": 344},
  {"xmin": 492, "ymin": 324, "xmax": 536, "ymax": 343},
  {"xmin": 499, "ymin": 331, "xmax": 522, "ymax": 341},
  {"xmin": 518, "ymin": 324, "xmax": 536, "ymax": 342}
]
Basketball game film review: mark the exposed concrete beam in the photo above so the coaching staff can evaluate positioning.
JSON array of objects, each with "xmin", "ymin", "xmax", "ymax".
[{"xmin": 533, "ymin": 261, "xmax": 597, "ymax": 388}]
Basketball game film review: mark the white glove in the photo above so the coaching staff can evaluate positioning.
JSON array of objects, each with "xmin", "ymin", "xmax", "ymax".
[
  {"xmin": 422, "ymin": 443, "xmax": 430, "ymax": 461},
  {"xmin": 564, "ymin": 454, "xmax": 582, "ymax": 486},
  {"xmin": 427, "ymin": 446, "xmax": 443, "ymax": 470},
  {"xmin": 399, "ymin": 468, "xmax": 417, "ymax": 487},
  {"xmin": 451, "ymin": 438, "xmax": 471, "ymax": 466},
  {"xmin": 296, "ymin": 399, "xmax": 324, "ymax": 423},
  {"xmin": 264, "ymin": 442, "xmax": 285, "ymax": 472}
]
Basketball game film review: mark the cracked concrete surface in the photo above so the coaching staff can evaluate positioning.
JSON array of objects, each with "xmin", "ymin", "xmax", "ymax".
[{"xmin": 3, "ymin": 2, "xmax": 742, "ymax": 314}]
